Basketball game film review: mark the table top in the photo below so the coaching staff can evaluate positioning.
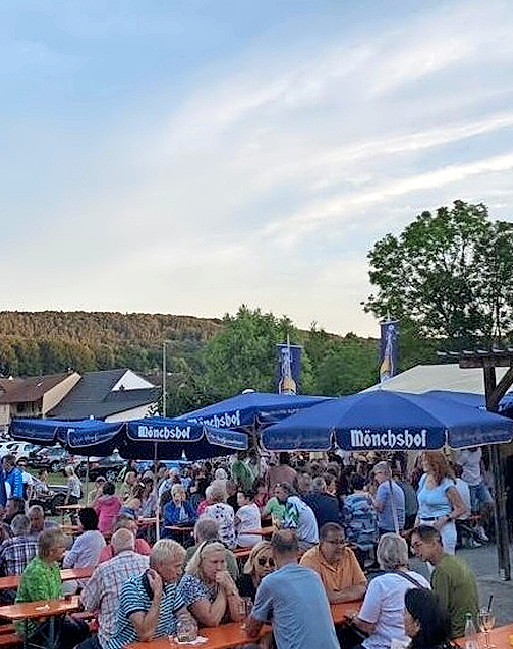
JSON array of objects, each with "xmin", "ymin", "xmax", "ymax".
[
  {"xmin": 0, "ymin": 596, "xmax": 80, "ymax": 620},
  {"xmin": 137, "ymin": 517, "xmax": 157, "ymax": 526},
  {"xmin": 0, "ymin": 568, "xmax": 94, "ymax": 591},
  {"xmin": 455, "ymin": 623, "xmax": 513, "ymax": 648},
  {"xmin": 127, "ymin": 622, "xmax": 269, "ymax": 649},
  {"xmin": 165, "ymin": 525, "xmax": 194, "ymax": 532},
  {"xmin": 233, "ymin": 548, "xmax": 251, "ymax": 559},
  {"xmin": 244, "ymin": 527, "xmax": 274, "ymax": 536},
  {"xmin": 56, "ymin": 504, "xmax": 84, "ymax": 510},
  {"xmin": 331, "ymin": 599, "xmax": 361, "ymax": 624}
]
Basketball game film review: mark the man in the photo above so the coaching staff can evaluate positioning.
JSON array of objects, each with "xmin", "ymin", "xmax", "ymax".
[
  {"xmin": 247, "ymin": 529, "xmax": 339, "ymax": 649},
  {"xmin": 105, "ymin": 539, "xmax": 189, "ymax": 649},
  {"xmin": 370, "ymin": 461, "xmax": 405, "ymax": 534},
  {"xmin": 230, "ymin": 452, "xmax": 254, "ymax": 491},
  {"xmin": 0, "ymin": 514, "xmax": 38, "ymax": 576},
  {"xmin": 185, "ymin": 517, "xmax": 239, "ymax": 580},
  {"xmin": 300, "ymin": 522, "xmax": 366, "ymax": 603},
  {"xmin": 4, "ymin": 496, "xmax": 26, "ymax": 525},
  {"xmin": 265, "ymin": 453, "xmax": 297, "ymax": 493},
  {"xmin": 79, "ymin": 528, "xmax": 150, "ymax": 649},
  {"xmin": 303, "ymin": 477, "xmax": 342, "ymax": 529},
  {"xmin": 3, "ymin": 455, "xmax": 23, "ymax": 499},
  {"xmin": 277, "ymin": 482, "xmax": 319, "ymax": 553},
  {"xmin": 454, "ymin": 447, "xmax": 492, "ymax": 541},
  {"xmin": 410, "ymin": 525, "xmax": 478, "ymax": 638},
  {"xmin": 28, "ymin": 505, "xmax": 58, "ymax": 539},
  {"xmin": 98, "ymin": 513, "xmax": 151, "ymax": 563},
  {"xmin": 16, "ymin": 460, "xmax": 34, "ymax": 501}
]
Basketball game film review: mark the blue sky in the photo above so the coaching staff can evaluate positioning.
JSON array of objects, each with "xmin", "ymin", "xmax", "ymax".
[{"xmin": 2, "ymin": 0, "xmax": 513, "ymax": 336}]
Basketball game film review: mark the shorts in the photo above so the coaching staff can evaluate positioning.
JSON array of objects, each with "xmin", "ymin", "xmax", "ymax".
[{"xmin": 469, "ymin": 482, "xmax": 493, "ymax": 512}]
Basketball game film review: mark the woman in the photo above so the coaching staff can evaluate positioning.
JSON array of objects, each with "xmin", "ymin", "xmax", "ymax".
[
  {"xmin": 15, "ymin": 528, "xmax": 89, "ymax": 649},
  {"xmin": 179, "ymin": 540, "xmax": 243, "ymax": 626},
  {"xmin": 235, "ymin": 490, "xmax": 262, "ymax": 548},
  {"xmin": 404, "ymin": 588, "xmax": 451, "ymax": 649},
  {"xmin": 162, "ymin": 484, "xmax": 196, "ymax": 538},
  {"xmin": 119, "ymin": 482, "xmax": 146, "ymax": 518},
  {"xmin": 120, "ymin": 470, "xmax": 137, "ymax": 501},
  {"xmin": 139, "ymin": 477, "xmax": 157, "ymax": 518},
  {"xmin": 63, "ymin": 507, "xmax": 106, "ymax": 592},
  {"xmin": 236, "ymin": 541, "xmax": 275, "ymax": 601},
  {"xmin": 94, "ymin": 481, "xmax": 122, "ymax": 535},
  {"xmin": 88, "ymin": 476, "xmax": 106, "ymax": 506},
  {"xmin": 350, "ymin": 533, "xmax": 429, "ymax": 649},
  {"xmin": 343, "ymin": 474, "xmax": 379, "ymax": 561},
  {"xmin": 415, "ymin": 451, "xmax": 467, "ymax": 555},
  {"xmin": 252, "ymin": 479, "xmax": 268, "ymax": 511},
  {"xmin": 205, "ymin": 481, "xmax": 236, "ymax": 549},
  {"xmin": 64, "ymin": 465, "xmax": 82, "ymax": 523}
]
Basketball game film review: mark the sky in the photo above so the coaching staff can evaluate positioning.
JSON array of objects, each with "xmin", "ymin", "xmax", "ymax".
[{"xmin": 2, "ymin": 0, "xmax": 513, "ymax": 337}]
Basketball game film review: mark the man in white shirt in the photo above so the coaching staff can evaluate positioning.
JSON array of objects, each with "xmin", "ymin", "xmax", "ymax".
[{"xmin": 277, "ymin": 483, "xmax": 319, "ymax": 553}]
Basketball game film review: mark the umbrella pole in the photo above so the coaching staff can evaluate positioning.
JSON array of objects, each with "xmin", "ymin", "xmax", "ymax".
[
  {"xmin": 154, "ymin": 442, "xmax": 160, "ymax": 542},
  {"xmin": 85, "ymin": 457, "xmax": 90, "ymax": 502}
]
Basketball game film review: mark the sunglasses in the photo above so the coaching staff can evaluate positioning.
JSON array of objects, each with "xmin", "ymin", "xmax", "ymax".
[{"xmin": 257, "ymin": 557, "xmax": 275, "ymax": 567}]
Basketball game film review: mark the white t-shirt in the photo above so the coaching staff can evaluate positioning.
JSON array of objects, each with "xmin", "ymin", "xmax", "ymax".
[
  {"xmin": 236, "ymin": 503, "xmax": 262, "ymax": 548},
  {"xmin": 359, "ymin": 571, "xmax": 430, "ymax": 649},
  {"xmin": 454, "ymin": 478, "xmax": 471, "ymax": 520},
  {"xmin": 455, "ymin": 448, "xmax": 482, "ymax": 486}
]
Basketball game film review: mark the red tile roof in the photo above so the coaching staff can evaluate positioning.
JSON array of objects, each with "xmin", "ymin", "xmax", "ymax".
[{"xmin": 0, "ymin": 372, "xmax": 74, "ymax": 404}]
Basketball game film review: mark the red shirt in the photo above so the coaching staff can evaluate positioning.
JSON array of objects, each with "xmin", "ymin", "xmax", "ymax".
[{"xmin": 98, "ymin": 538, "xmax": 152, "ymax": 563}]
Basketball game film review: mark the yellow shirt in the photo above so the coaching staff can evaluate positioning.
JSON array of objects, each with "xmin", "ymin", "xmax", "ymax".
[{"xmin": 300, "ymin": 545, "xmax": 366, "ymax": 594}]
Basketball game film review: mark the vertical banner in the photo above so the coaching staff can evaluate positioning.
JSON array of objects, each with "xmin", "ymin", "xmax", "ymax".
[
  {"xmin": 379, "ymin": 320, "xmax": 399, "ymax": 383},
  {"xmin": 276, "ymin": 343, "xmax": 302, "ymax": 394}
]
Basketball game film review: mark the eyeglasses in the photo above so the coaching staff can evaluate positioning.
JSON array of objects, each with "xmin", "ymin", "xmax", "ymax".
[{"xmin": 257, "ymin": 556, "xmax": 275, "ymax": 567}]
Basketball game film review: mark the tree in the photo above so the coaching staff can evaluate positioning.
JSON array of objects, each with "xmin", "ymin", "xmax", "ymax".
[
  {"xmin": 314, "ymin": 336, "xmax": 379, "ymax": 395},
  {"xmin": 364, "ymin": 201, "xmax": 513, "ymax": 346},
  {"xmin": 203, "ymin": 305, "xmax": 314, "ymax": 398}
]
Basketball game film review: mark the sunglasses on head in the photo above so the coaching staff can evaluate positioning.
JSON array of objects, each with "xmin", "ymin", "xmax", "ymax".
[{"xmin": 257, "ymin": 556, "xmax": 275, "ymax": 567}]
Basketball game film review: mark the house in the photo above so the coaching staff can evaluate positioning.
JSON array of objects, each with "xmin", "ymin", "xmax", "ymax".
[
  {"xmin": 47, "ymin": 368, "xmax": 160, "ymax": 422},
  {"xmin": 0, "ymin": 372, "xmax": 81, "ymax": 434}
]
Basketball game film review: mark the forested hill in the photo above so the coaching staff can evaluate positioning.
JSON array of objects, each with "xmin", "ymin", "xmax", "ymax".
[{"xmin": 0, "ymin": 311, "xmax": 222, "ymax": 377}]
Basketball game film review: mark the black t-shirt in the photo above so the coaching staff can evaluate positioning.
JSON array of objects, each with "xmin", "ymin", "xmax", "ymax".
[
  {"xmin": 236, "ymin": 572, "xmax": 257, "ymax": 601},
  {"xmin": 303, "ymin": 492, "xmax": 341, "ymax": 528}
]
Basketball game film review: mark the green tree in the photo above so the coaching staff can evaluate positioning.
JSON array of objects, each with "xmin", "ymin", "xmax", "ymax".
[
  {"xmin": 203, "ymin": 305, "xmax": 314, "ymax": 398},
  {"xmin": 364, "ymin": 201, "xmax": 513, "ymax": 346}
]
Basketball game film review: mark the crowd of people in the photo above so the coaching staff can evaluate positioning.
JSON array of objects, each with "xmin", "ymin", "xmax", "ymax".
[{"xmin": 0, "ymin": 446, "xmax": 492, "ymax": 649}]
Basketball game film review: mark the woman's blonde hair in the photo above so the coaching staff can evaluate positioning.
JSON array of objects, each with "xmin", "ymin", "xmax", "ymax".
[
  {"xmin": 243, "ymin": 540, "xmax": 273, "ymax": 575},
  {"xmin": 171, "ymin": 484, "xmax": 185, "ymax": 498},
  {"xmin": 205, "ymin": 480, "xmax": 227, "ymax": 504},
  {"xmin": 185, "ymin": 541, "xmax": 226, "ymax": 579}
]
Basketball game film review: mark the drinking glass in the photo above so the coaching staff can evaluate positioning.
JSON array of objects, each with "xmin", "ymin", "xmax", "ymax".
[
  {"xmin": 239, "ymin": 597, "xmax": 253, "ymax": 629},
  {"xmin": 479, "ymin": 608, "xmax": 496, "ymax": 649},
  {"xmin": 175, "ymin": 617, "xmax": 197, "ymax": 643}
]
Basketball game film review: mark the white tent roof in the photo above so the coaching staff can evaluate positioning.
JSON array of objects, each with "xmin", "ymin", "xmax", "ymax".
[{"xmin": 365, "ymin": 363, "xmax": 511, "ymax": 395}]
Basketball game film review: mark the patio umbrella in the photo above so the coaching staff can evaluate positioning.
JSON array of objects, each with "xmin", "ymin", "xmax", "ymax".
[
  {"xmin": 260, "ymin": 389, "xmax": 513, "ymax": 452},
  {"xmin": 175, "ymin": 391, "xmax": 332, "ymax": 430}
]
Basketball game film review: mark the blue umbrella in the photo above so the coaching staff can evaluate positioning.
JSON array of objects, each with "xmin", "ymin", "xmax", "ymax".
[
  {"xmin": 423, "ymin": 390, "xmax": 513, "ymax": 411},
  {"xmin": 261, "ymin": 389, "xmax": 513, "ymax": 452},
  {"xmin": 175, "ymin": 391, "xmax": 331, "ymax": 429}
]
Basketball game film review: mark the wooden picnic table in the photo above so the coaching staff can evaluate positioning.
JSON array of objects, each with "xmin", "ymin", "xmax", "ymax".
[
  {"xmin": 233, "ymin": 547, "xmax": 252, "ymax": 560},
  {"xmin": 0, "ymin": 568, "xmax": 94, "ymax": 591},
  {"xmin": 244, "ymin": 527, "xmax": 274, "ymax": 536},
  {"xmin": 0, "ymin": 596, "xmax": 80, "ymax": 622},
  {"xmin": 55, "ymin": 505, "xmax": 83, "ymax": 511},
  {"xmin": 137, "ymin": 517, "xmax": 156, "ymax": 526},
  {"xmin": 454, "ymin": 623, "xmax": 513, "ymax": 648}
]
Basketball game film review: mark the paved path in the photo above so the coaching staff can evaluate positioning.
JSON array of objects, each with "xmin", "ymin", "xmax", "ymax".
[{"xmin": 411, "ymin": 544, "xmax": 513, "ymax": 625}]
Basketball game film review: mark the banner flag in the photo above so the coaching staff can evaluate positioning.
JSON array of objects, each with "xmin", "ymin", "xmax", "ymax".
[
  {"xmin": 276, "ymin": 343, "xmax": 302, "ymax": 394},
  {"xmin": 379, "ymin": 320, "xmax": 399, "ymax": 383}
]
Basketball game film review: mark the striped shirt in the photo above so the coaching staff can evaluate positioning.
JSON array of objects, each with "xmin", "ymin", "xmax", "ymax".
[
  {"xmin": 80, "ymin": 551, "xmax": 149, "ymax": 649},
  {"xmin": 106, "ymin": 573, "xmax": 186, "ymax": 649}
]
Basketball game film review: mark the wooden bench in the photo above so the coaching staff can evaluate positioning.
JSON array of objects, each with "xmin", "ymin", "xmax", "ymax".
[{"xmin": 0, "ymin": 632, "xmax": 21, "ymax": 647}]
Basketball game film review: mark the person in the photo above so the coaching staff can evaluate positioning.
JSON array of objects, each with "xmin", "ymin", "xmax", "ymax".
[
  {"xmin": 79, "ymin": 528, "xmax": 150, "ymax": 649},
  {"xmin": 247, "ymin": 529, "xmax": 339, "ymax": 649},
  {"xmin": 230, "ymin": 452, "xmax": 254, "ymax": 492},
  {"xmin": 204, "ymin": 481, "xmax": 236, "ymax": 549},
  {"xmin": 370, "ymin": 461, "xmax": 405, "ymax": 534},
  {"xmin": 303, "ymin": 477, "xmax": 342, "ymax": 529},
  {"xmin": 252, "ymin": 479, "xmax": 269, "ymax": 511},
  {"xmin": 105, "ymin": 540, "xmax": 190, "ymax": 649},
  {"xmin": 179, "ymin": 540, "xmax": 243, "ymax": 626},
  {"xmin": 236, "ymin": 541, "xmax": 275, "ymax": 602},
  {"xmin": 453, "ymin": 447, "xmax": 492, "ymax": 541},
  {"xmin": 415, "ymin": 451, "xmax": 467, "ymax": 555},
  {"xmin": 162, "ymin": 484, "xmax": 196, "ymax": 538},
  {"xmin": 88, "ymin": 477, "xmax": 106, "ymax": 506},
  {"xmin": 119, "ymin": 482, "xmax": 145, "ymax": 518},
  {"xmin": 64, "ymin": 465, "xmax": 82, "ymax": 523},
  {"xmin": 98, "ymin": 514, "xmax": 151, "ymax": 563},
  {"xmin": 31, "ymin": 469, "xmax": 55, "ymax": 507},
  {"xmin": 185, "ymin": 517, "xmax": 239, "ymax": 580},
  {"xmin": 265, "ymin": 453, "xmax": 297, "ymax": 493},
  {"xmin": 343, "ymin": 474, "xmax": 379, "ymax": 563},
  {"xmin": 278, "ymin": 482, "xmax": 319, "ymax": 553},
  {"xmin": 94, "ymin": 482, "xmax": 122, "ymax": 535},
  {"xmin": 3, "ymin": 455, "xmax": 23, "ymax": 499},
  {"xmin": 16, "ymin": 459, "xmax": 34, "ymax": 501},
  {"xmin": 350, "ymin": 533, "xmax": 429, "ymax": 649},
  {"xmin": 0, "ymin": 514, "xmax": 38, "ymax": 576},
  {"xmin": 395, "ymin": 471, "xmax": 418, "ymax": 530},
  {"xmin": 4, "ymin": 496, "xmax": 26, "ymax": 524},
  {"xmin": 300, "ymin": 522, "xmax": 366, "ymax": 603},
  {"xmin": 263, "ymin": 485, "xmax": 287, "ymax": 524},
  {"xmin": 120, "ymin": 470, "xmax": 137, "ymax": 501},
  {"xmin": 410, "ymin": 525, "xmax": 479, "ymax": 639},
  {"xmin": 63, "ymin": 507, "xmax": 106, "ymax": 572},
  {"xmin": 28, "ymin": 504, "xmax": 58, "ymax": 539},
  {"xmin": 235, "ymin": 489, "xmax": 262, "ymax": 548},
  {"xmin": 15, "ymin": 528, "xmax": 89, "ymax": 649},
  {"xmin": 404, "ymin": 588, "xmax": 452, "ymax": 649},
  {"xmin": 139, "ymin": 477, "xmax": 156, "ymax": 518}
]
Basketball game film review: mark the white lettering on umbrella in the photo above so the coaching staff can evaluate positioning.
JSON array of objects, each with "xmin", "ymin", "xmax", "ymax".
[
  {"xmin": 137, "ymin": 425, "xmax": 191, "ymax": 440},
  {"xmin": 350, "ymin": 428, "xmax": 427, "ymax": 449}
]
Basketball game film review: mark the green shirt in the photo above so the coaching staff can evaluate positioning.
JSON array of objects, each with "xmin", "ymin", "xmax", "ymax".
[
  {"xmin": 231, "ymin": 460, "xmax": 254, "ymax": 491},
  {"xmin": 264, "ymin": 497, "xmax": 286, "ymax": 521},
  {"xmin": 15, "ymin": 557, "xmax": 62, "ymax": 638},
  {"xmin": 431, "ymin": 554, "xmax": 479, "ymax": 639}
]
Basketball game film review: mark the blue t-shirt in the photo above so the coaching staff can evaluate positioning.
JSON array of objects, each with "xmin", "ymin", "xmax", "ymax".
[
  {"xmin": 106, "ymin": 573, "xmax": 185, "ymax": 649},
  {"xmin": 251, "ymin": 563, "xmax": 339, "ymax": 649},
  {"xmin": 417, "ymin": 474, "xmax": 455, "ymax": 519},
  {"xmin": 376, "ymin": 481, "xmax": 405, "ymax": 531}
]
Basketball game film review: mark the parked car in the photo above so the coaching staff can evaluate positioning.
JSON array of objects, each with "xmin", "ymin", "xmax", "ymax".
[
  {"xmin": 77, "ymin": 452, "xmax": 125, "ymax": 482},
  {"xmin": 32, "ymin": 446, "xmax": 74, "ymax": 473},
  {"xmin": 0, "ymin": 441, "xmax": 42, "ymax": 462}
]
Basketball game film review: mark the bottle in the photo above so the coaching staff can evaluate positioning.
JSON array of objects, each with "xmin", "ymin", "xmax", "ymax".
[{"xmin": 464, "ymin": 612, "xmax": 479, "ymax": 649}]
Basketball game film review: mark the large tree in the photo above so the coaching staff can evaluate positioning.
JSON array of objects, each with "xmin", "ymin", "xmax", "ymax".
[{"xmin": 364, "ymin": 201, "xmax": 513, "ymax": 346}]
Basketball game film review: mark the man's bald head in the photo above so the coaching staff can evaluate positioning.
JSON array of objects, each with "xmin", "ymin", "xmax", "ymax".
[{"xmin": 111, "ymin": 528, "xmax": 135, "ymax": 555}]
